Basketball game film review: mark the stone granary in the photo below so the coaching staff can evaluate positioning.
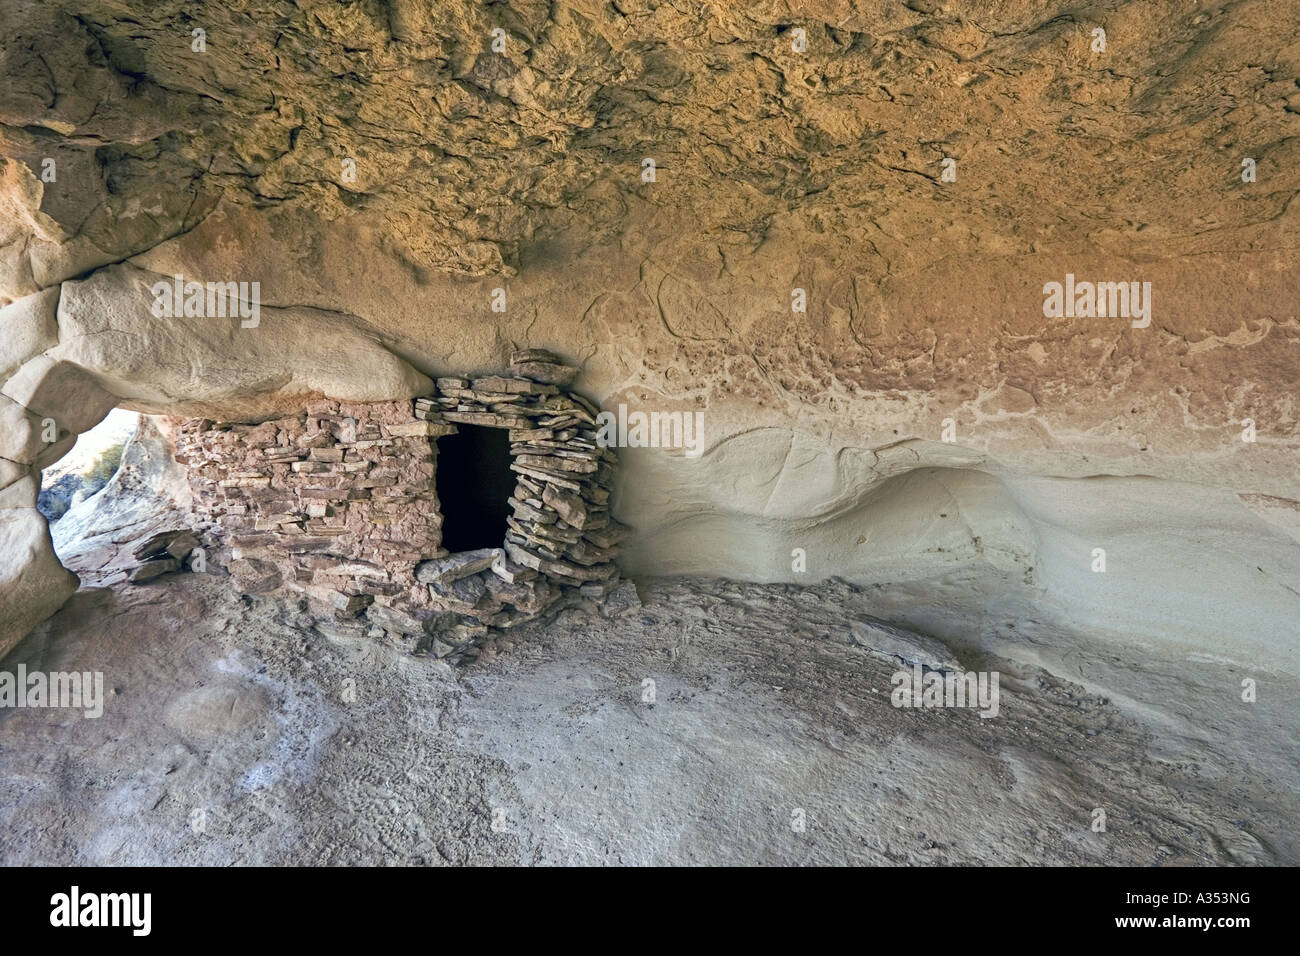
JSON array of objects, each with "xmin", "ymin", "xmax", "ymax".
[{"xmin": 177, "ymin": 349, "xmax": 635, "ymax": 661}]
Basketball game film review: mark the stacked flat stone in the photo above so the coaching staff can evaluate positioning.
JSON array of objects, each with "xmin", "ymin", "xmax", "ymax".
[
  {"xmin": 128, "ymin": 529, "xmax": 200, "ymax": 583},
  {"xmin": 411, "ymin": 349, "xmax": 635, "ymax": 657},
  {"xmin": 176, "ymin": 399, "xmax": 454, "ymax": 643},
  {"xmin": 177, "ymin": 353, "xmax": 635, "ymax": 664}
]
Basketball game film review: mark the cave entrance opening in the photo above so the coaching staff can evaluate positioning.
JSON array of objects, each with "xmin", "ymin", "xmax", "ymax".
[
  {"xmin": 38, "ymin": 408, "xmax": 139, "ymax": 525},
  {"xmin": 435, "ymin": 424, "xmax": 514, "ymax": 553}
]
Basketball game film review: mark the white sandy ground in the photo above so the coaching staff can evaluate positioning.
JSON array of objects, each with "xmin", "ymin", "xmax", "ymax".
[
  {"xmin": 0, "ymin": 563, "xmax": 1296, "ymax": 866},
  {"xmin": 2, "ymin": 418, "xmax": 1294, "ymax": 865}
]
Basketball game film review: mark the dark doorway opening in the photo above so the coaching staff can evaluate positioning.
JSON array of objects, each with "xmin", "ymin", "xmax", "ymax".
[{"xmin": 435, "ymin": 424, "xmax": 514, "ymax": 553}]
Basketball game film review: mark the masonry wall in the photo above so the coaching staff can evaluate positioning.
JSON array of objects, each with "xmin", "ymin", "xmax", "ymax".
[
  {"xmin": 175, "ymin": 399, "xmax": 451, "ymax": 617},
  {"xmin": 176, "ymin": 356, "xmax": 635, "ymax": 660}
]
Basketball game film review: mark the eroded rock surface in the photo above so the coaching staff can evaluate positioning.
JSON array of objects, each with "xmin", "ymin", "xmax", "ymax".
[
  {"xmin": 3, "ymin": 1, "xmax": 1297, "ymax": 288},
  {"xmin": 1, "ymin": 3, "xmax": 1298, "ymax": 671},
  {"xmin": 0, "ymin": 573, "xmax": 1294, "ymax": 865}
]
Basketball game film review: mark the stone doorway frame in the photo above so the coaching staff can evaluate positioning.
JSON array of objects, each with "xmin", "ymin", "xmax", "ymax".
[{"xmin": 413, "ymin": 362, "xmax": 628, "ymax": 615}]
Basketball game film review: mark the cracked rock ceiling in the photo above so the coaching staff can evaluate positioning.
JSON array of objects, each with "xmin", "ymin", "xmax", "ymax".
[{"xmin": 4, "ymin": 0, "xmax": 1298, "ymax": 286}]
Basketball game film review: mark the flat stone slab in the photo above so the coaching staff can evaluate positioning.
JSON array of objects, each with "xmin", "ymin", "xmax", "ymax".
[
  {"xmin": 539, "ymin": 557, "xmax": 617, "ymax": 582},
  {"xmin": 541, "ymin": 485, "xmax": 588, "ymax": 527},
  {"xmin": 441, "ymin": 411, "xmax": 534, "ymax": 429},
  {"xmin": 415, "ymin": 548, "xmax": 501, "ymax": 586},
  {"xmin": 430, "ymin": 572, "xmax": 490, "ymax": 610},
  {"xmin": 509, "ymin": 497, "xmax": 557, "ymax": 524},
  {"xmin": 509, "ymin": 463, "xmax": 582, "ymax": 491},
  {"xmin": 132, "ymin": 529, "xmax": 199, "ymax": 562},
  {"xmin": 489, "ymin": 553, "xmax": 537, "ymax": 585},
  {"xmin": 514, "ymin": 454, "xmax": 598, "ymax": 475},
  {"xmin": 464, "ymin": 376, "xmax": 527, "ymax": 394},
  {"xmin": 848, "ymin": 619, "xmax": 962, "ymax": 672},
  {"xmin": 128, "ymin": 557, "xmax": 182, "ymax": 583},
  {"xmin": 384, "ymin": 421, "xmax": 457, "ymax": 438},
  {"xmin": 504, "ymin": 541, "xmax": 545, "ymax": 571}
]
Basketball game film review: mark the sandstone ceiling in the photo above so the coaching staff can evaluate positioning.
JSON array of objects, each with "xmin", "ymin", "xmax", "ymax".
[{"xmin": 3, "ymin": 0, "xmax": 1299, "ymax": 294}]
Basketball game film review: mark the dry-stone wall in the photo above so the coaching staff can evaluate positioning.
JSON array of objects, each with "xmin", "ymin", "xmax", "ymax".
[
  {"xmin": 178, "ymin": 350, "xmax": 635, "ymax": 661},
  {"xmin": 176, "ymin": 398, "xmax": 447, "ymax": 610}
]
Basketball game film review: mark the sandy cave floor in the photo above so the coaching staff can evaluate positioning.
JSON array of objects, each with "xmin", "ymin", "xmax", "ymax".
[{"xmin": 1, "ymin": 566, "xmax": 1296, "ymax": 866}]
